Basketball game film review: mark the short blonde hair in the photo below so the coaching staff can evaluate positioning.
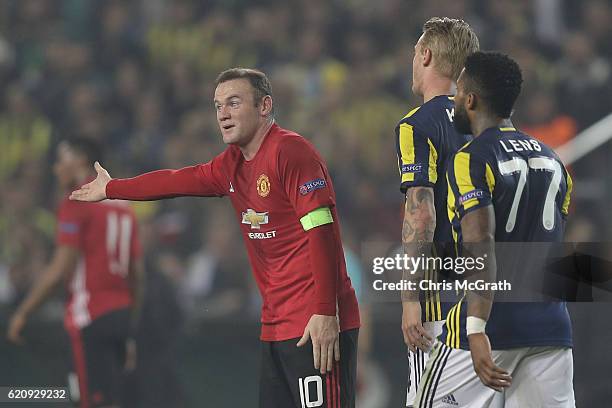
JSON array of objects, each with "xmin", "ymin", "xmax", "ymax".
[{"xmin": 420, "ymin": 17, "xmax": 480, "ymax": 81}]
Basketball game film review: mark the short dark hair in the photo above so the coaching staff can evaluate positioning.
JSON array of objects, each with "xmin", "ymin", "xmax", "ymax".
[
  {"xmin": 215, "ymin": 67, "xmax": 273, "ymax": 105},
  {"xmin": 65, "ymin": 137, "xmax": 103, "ymax": 166},
  {"xmin": 463, "ymin": 51, "xmax": 523, "ymax": 118}
]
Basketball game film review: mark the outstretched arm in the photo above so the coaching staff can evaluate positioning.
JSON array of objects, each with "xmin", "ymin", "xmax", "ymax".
[
  {"xmin": 70, "ymin": 161, "xmax": 224, "ymax": 202},
  {"xmin": 7, "ymin": 246, "xmax": 79, "ymax": 344}
]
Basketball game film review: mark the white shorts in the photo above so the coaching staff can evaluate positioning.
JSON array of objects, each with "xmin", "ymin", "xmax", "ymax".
[
  {"xmin": 415, "ymin": 341, "xmax": 575, "ymax": 408},
  {"xmin": 406, "ymin": 321, "xmax": 445, "ymax": 407}
]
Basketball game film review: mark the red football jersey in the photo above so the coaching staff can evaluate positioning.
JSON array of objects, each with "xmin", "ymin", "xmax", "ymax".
[
  {"xmin": 107, "ymin": 124, "xmax": 360, "ymax": 341},
  {"xmin": 56, "ymin": 198, "xmax": 141, "ymax": 331}
]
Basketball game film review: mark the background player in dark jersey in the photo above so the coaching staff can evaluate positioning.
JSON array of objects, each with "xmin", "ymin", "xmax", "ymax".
[
  {"xmin": 416, "ymin": 52, "xmax": 575, "ymax": 407},
  {"xmin": 7, "ymin": 138, "xmax": 145, "ymax": 408},
  {"xmin": 70, "ymin": 68, "xmax": 360, "ymax": 408},
  {"xmin": 395, "ymin": 17, "xmax": 479, "ymax": 407}
]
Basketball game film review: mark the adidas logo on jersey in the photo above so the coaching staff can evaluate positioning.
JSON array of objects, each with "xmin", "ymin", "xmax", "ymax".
[{"xmin": 441, "ymin": 393, "xmax": 459, "ymax": 406}]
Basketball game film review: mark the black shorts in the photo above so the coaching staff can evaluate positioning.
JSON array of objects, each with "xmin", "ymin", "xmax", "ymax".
[
  {"xmin": 259, "ymin": 328, "xmax": 358, "ymax": 408},
  {"xmin": 67, "ymin": 308, "xmax": 130, "ymax": 408}
]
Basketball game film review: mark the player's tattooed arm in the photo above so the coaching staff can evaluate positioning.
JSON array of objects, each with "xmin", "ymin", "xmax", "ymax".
[
  {"xmin": 401, "ymin": 186, "xmax": 436, "ymax": 302},
  {"xmin": 401, "ymin": 186, "xmax": 435, "ymax": 352}
]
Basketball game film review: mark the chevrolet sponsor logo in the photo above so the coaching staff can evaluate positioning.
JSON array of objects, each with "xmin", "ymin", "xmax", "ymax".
[
  {"xmin": 241, "ymin": 209, "xmax": 269, "ymax": 229},
  {"xmin": 249, "ymin": 231, "xmax": 276, "ymax": 239}
]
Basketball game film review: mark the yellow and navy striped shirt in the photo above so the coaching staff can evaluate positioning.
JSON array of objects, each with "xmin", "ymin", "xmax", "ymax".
[
  {"xmin": 395, "ymin": 95, "xmax": 472, "ymax": 322},
  {"xmin": 395, "ymin": 95, "xmax": 472, "ymax": 244},
  {"xmin": 444, "ymin": 126, "xmax": 573, "ymax": 349}
]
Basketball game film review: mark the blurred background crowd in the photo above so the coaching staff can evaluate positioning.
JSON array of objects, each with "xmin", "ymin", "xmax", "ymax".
[{"xmin": 0, "ymin": 0, "xmax": 611, "ymax": 406}]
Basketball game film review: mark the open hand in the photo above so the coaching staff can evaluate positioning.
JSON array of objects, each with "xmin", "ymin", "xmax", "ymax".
[{"xmin": 69, "ymin": 162, "xmax": 111, "ymax": 202}]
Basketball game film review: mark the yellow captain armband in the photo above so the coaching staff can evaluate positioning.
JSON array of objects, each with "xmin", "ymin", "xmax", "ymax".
[{"xmin": 300, "ymin": 207, "xmax": 334, "ymax": 231}]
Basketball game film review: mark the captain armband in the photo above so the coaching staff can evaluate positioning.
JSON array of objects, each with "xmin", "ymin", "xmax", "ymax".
[{"xmin": 300, "ymin": 207, "xmax": 334, "ymax": 231}]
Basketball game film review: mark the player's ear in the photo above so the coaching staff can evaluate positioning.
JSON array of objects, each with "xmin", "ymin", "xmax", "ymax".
[
  {"xmin": 422, "ymin": 47, "xmax": 433, "ymax": 67},
  {"xmin": 466, "ymin": 93, "xmax": 477, "ymax": 111},
  {"xmin": 260, "ymin": 95, "xmax": 273, "ymax": 117}
]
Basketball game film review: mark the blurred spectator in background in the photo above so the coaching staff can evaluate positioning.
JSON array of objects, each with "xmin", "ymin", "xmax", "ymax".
[
  {"xmin": 0, "ymin": 84, "xmax": 52, "ymax": 184},
  {"xmin": 557, "ymin": 31, "xmax": 612, "ymax": 129},
  {"xmin": 181, "ymin": 205, "xmax": 252, "ymax": 319},
  {"xmin": 581, "ymin": 0, "xmax": 612, "ymax": 58},
  {"xmin": 521, "ymin": 88, "xmax": 577, "ymax": 149}
]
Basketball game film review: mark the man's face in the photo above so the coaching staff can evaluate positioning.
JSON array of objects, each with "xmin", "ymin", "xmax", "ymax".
[
  {"xmin": 411, "ymin": 35, "xmax": 425, "ymax": 96},
  {"xmin": 453, "ymin": 69, "xmax": 473, "ymax": 135},
  {"xmin": 214, "ymin": 79, "xmax": 263, "ymax": 146},
  {"xmin": 53, "ymin": 143, "xmax": 78, "ymax": 189}
]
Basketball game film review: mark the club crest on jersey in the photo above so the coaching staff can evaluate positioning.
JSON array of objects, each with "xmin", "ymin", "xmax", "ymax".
[
  {"xmin": 241, "ymin": 209, "xmax": 269, "ymax": 229},
  {"xmin": 299, "ymin": 178, "xmax": 327, "ymax": 195},
  {"xmin": 459, "ymin": 189, "xmax": 484, "ymax": 204},
  {"xmin": 401, "ymin": 163, "xmax": 423, "ymax": 174},
  {"xmin": 257, "ymin": 174, "xmax": 270, "ymax": 197}
]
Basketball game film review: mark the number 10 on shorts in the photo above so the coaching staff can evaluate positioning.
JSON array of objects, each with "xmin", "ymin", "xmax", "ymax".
[{"xmin": 299, "ymin": 375, "xmax": 323, "ymax": 408}]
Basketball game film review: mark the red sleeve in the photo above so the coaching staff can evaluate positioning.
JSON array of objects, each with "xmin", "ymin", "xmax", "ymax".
[
  {"xmin": 307, "ymin": 223, "xmax": 339, "ymax": 315},
  {"xmin": 278, "ymin": 137, "xmax": 339, "ymax": 315},
  {"xmin": 106, "ymin": 160, "xmax": 225, "ymax": 201},
  {"xmin": 277, "ymin": 137, "xmax": 335, "ymax": 218},
  {"xmin": 56, "ymin": 199, "xmax": 85, "ymax": 248}
]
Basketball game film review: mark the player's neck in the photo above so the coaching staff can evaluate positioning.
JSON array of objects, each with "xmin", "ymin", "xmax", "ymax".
[
  {"xmin": 472, "ymin": 116, "xmax": 514, "ymax": 138},
  {"xmin": 240, "ymin": 118, "xmax": 275, "ymax": 161},
  {"xmin": 421, "ymin": 76, "xmax": 455, "ymax": 103}
]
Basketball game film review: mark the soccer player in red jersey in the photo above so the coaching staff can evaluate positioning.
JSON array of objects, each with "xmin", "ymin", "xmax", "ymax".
[
  {"xmin": 70, "ymin": 68, "xmax": 360, "ymax": 408},
  {"xmin": 7, "ymin": 138, "xmax": 144, "ymax": 408}
]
